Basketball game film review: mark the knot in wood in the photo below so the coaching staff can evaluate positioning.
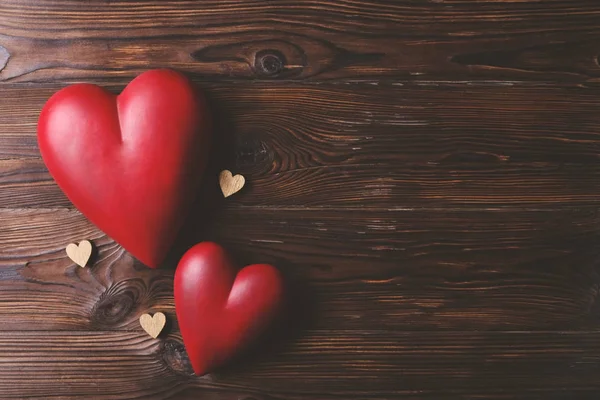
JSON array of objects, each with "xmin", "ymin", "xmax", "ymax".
[
  {"xmin": 90, "ymin": 280, "xmax": 141, "ymax": 328},
  {"xmin": 0, "ymin": 45, "xmax": 10, "ymax": 72},
  {"xmin": 235, "ymin": 136, "xmax": 270, "ymax": 166},
  {"xmin": 161, "ymin": 339, "xmax": 195, "ymax": 376},
  {"xmin": 255, "ymin": 50, "xmax": 285, "ymax": 76}
]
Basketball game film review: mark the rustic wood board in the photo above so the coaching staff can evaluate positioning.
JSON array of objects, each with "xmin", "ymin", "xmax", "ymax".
[{"xmin": 1, "ymin": 0, "xmax": 600, "ymax": 399}]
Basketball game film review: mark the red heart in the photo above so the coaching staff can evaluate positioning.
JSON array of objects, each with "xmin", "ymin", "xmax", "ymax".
[
  {"xmin": 174, "ymin": 242, "xmax": 284, "ymax": 375},
  {"xmin": 38, "ymin": 69, "xmax": 211, "ymax": 268}
]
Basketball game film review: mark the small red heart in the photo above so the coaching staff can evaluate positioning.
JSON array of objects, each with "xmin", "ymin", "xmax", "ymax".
[
  {"xmin": 38, "ymin": 69, "xmax": 211, "ymax": 268},
  {"xmin": 174, "ymin": 242, "xmax": 284, "ymax": 375}
]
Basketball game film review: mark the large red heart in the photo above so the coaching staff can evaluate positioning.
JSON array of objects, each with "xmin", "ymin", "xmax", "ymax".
[
  {"xmin": 38, "ymin": 69, "xmax": 211, "ymax": 268},
  {"xmin": 174, "ymin": 242, "xmax": 284, "ymax": 375}
]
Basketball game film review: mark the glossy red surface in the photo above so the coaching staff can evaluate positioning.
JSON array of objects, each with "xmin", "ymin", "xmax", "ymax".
[
  {"xmin": 174, "ymin": 242, "xmax": 284, "ymax": 375},
  {"xmin": 38, "ymin": 69, "xmax": 211, "ymax": 268}
]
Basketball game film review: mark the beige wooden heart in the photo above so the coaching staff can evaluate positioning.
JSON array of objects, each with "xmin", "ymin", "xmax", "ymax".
[
  {"xmin": 65, "ymin": 240, "xmax": 93, "ymax": 268},
  {"xmin": 219, "ymin": 170, "xmax": 245, "ymax": 198},
  {"xmin": 139, "ymin": 312, "xmax": 166, "ymax": 339}
]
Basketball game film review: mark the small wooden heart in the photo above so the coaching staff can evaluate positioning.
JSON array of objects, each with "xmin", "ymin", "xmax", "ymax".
[
  {"xmin": 219, "ymin": 170, "xmax": 245, "ymax": 198},
  {"xmin": 65, "ymin": 240, "xmax": 93, "ymax": 268},
  {"xmin": 139, "ymin": 312, "xmax": 166, "ymax": 339}
]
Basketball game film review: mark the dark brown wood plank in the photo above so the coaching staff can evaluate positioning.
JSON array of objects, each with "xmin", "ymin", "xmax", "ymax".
[
  {"xmin": 1, "ymin": 1, "xmax": 600, "ymax": 82},
  {"xmin": 5, "ymin": 158, "xmax": 600, "ymax": 208},
  {"xmin": 2, "ymin": 207, "xmax": 599, "ymax": 331},
  {"xmin": 2, "ymin": 83, "xmax": 600, "ymax": 207},
  {"xmin": 14, "ymin": 81, "xmax": 600, "ymax": 163},
  {"xmin": 0, "ymin": 330, "xmax": 598, "ymax": 399}
]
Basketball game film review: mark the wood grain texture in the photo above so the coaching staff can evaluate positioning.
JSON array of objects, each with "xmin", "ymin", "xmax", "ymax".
[
  {"xmin": 7, "ymin": 158, "xmax": 600, "ymax": 208},
  {"xmin": 2, "ymin": 0, "xmax": 600, "ymax": 398},
  {"xmin": 2, "ymin": 83, "xmax": 600, "ymax": 208},
  {"xmin": 1, "ymin": 1, "xmax": 600, "ymax": 82},
  {"xmin": 3, "ymin": 81, "xmax": 600, "ymax": 163},
  {"xmin": 1, "ymin": 207, "xmax": 600, "ymax": 332},
  {"xmin": 0, "ymin": 330, "xmax": 598, "ymax": 399}
]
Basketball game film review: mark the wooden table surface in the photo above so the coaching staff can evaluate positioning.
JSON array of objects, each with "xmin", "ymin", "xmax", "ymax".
[{"xmin": 2, "ymin": 1, "xmax": 600, "ymax": 399}]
